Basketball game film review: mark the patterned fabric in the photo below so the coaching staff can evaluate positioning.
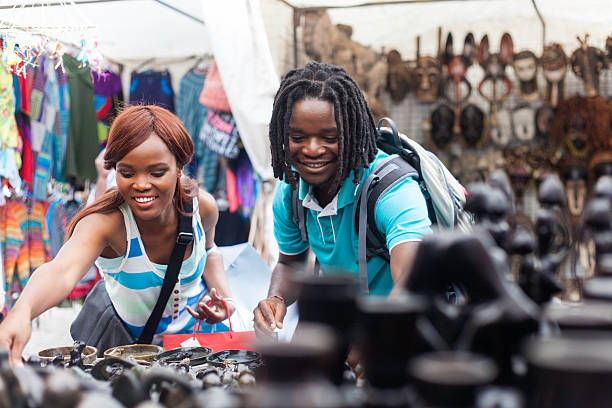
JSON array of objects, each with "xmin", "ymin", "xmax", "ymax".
[
  {"xmin": 0, "ymin": 61, "xmax": 20, "ymax": 184},
  {"xmin": 3, "ymin": 199, "xmax": 28, "ymax": 287},
  {"xmin": 27, "ymin": 201, "xmax": 52, "ymax": 275},
  {"xmin": 93, "ymin": 70, "xmax": 122, "ymax": 146},
  {"xmin": 95, "ymin": 197, "xmax": 228, "ymax": 345},
  {"xmin": 200, "ymin": 110, "xmax": 240, "ymax": 159},
  {"xmin": 177, "ymin": 70, "xmax": 218, "ymax": 191}
]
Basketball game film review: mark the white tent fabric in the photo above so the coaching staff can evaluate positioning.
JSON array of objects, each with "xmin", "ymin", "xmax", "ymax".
[
  {"xmin": 199, "ymin": 0, "xmax": 278, "ymax": 179},
  {"xmin": 265, "ymin": 0, "xmax": 612, "ymax": 71}
]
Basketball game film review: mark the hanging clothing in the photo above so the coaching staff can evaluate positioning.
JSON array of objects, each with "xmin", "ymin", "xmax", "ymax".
[
  {"xmin": 54, "ymin": 64, "xmax": 70, "ymax": 183},
  {"xmin": 0, "ymin": 61, "xmax": 20, "ymax": 152},
  {"xmin": 200, "ymin": 109, "xmax": 240, "ymax": 159},
  {"xmin": 62, "ymin": 54, "xmax": 99, "ymax": 183},
  {"xmin": 16, "ymin": 114, "xmax": 33, "ymax": 186},
  {"xmin": 3, "ymin": 199, "xmax": 28, "ymax": 288},
  {"xmin": 95, "ymin": 197, "xmax": 227, "ymax": 345},
  {"xmin": 177, "ymin": 70, "xmax": 218, "ymax": 191},
  {"xmin": 93, "ymin": 70, "xmax": 123, "ymax": 146},
  {"xmin": 129, "ymin": 70, "xmax": 175, "ymax": 112}
]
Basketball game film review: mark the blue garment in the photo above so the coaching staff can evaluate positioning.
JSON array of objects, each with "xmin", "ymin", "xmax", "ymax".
[
  {"xmin": 129, "ymin": 70, "xmax": 175, "ymax": 112},
  {"xmin": 273, "ymin": 150, "xmax": 432, "ymax": 295},
  {"xmin": 96, "ymin": 197, "xmax": 228, "ymax": 344},
  {"xmin": 176, "ymin": 70, "xmax": 218, "ymax": 192}
]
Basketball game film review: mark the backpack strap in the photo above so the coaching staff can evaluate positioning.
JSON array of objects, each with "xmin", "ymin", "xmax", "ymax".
[
  {"xmin": 355, "ymin": 154, "xmax": 418, "ymax": 295},
  {"xmin": 291, "ymin": 186, "xmax": 308, "ymax": 243}
]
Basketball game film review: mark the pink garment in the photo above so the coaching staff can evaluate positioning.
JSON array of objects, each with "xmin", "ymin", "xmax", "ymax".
[{"xmin": 199, "ymin": 60, "xmax": 231, "ymax": 112}]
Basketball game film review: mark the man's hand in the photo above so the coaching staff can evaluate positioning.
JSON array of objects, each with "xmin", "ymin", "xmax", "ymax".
[{"xmin": 253, "ymin": 297, "xmax": 287, "ymax": 339}]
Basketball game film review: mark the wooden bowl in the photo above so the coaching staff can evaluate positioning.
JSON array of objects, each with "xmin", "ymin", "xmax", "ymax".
[{"xmin": 38, "ymin": 345, "xmax": 98, "ymax": 365}]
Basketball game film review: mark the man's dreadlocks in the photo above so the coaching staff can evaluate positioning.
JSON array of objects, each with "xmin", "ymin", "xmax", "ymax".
[{"xmin": 269, "ymin": 61, "xmax": 379, "ymax": 194}]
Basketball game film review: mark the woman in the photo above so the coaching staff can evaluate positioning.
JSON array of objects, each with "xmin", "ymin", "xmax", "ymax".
[{"xmin": 0, "ymin": 105, "xmax": 232, "ymax": 365}]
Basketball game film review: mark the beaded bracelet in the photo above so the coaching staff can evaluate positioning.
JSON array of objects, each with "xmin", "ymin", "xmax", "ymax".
[{"xmin": 269, "ymin": 295, "xmax": 286, "ymax": 304}]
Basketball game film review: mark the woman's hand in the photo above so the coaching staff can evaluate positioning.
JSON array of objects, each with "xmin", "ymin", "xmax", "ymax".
[
  {"xmin": 0, "ymin": 307, "xmax": 32, "ymax": 366},
  {"xmin": 186, "ymin": 288, "xmax": 234, "ymax": 325}
]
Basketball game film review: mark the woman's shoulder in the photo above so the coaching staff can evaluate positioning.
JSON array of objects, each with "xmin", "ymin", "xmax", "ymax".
[
  {"xmin": 77, "ymin": 208, "xmax": 124, "ymax": 233},
  {"xmin": 196, "ymin": 189, "xmax": 218, "ymax": 229}
]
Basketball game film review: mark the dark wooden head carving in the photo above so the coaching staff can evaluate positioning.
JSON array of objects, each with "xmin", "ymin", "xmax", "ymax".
[
  {"xmin": 570, "ymin": 34, "xmax": 606, "ymax": 97},
  {"xmin": 386, "ymin": 49, "xmax": 412, "ymax": 103}
]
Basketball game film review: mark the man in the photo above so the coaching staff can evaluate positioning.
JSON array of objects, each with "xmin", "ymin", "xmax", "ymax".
[{"xmin": 253, "ymin": 62, "xmax": 432, "ymax": 338}]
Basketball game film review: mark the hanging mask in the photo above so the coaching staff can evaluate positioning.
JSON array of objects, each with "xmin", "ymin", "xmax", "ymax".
[
  {"xmin": 535, "ymin": 105, "xmax": 555, "ymax": 140},
  {"xmin": 386, "ymin": 49, "xmax": 412, "ymax": 103},
  {"xmin": 504, "ymin": 142, "xmax": 533, "ymax": 199},
  {"xmin": 570, "ymin": 35, "xmax": 606, "ymax": 97},
  {"xmin": 430, "ymin": 104, "xmax": 455, "ymax": 150},
  {"xmin": 441, "ymin": 33, "xmax": 476, "ymax": 135},
  {"xmin": 489, "ymin": 109, "xmax": 513, "ymax": 148},
  {"xmin": 541, "ymin": 43, "xmax": 567, "ymax": 107},
  {"xmin": 414, "ymin": 56, "xmax": 442, "ymax": 102},
  {"xmin": 459, "ymin": 104, "xmax": 484, "ymax": 147},
  {"xmin": 478, "ymin": 34, "xmax": 514, "ymax": 141},
  {"xmin": 512, "ymin": 104, "xmax": 536, "ymax": 143},
  {"xmin": 564, "ymin": 164, "xmax": 588, "ymax": 217},
  {"xmin": 565, "ymin": 110, "xmax": 589, "ymax": 159},
  {"xmin": 512, "ymin": 50, "xmax": 539, "ymax": 102}
]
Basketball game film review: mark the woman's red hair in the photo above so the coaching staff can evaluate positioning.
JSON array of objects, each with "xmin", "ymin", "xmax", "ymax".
[{"xmin": 65, "ymin": 105, "xmax": 197, "ymax": 241}]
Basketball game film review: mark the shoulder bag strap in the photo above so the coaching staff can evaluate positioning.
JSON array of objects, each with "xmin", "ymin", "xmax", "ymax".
[{"xmin": 138, "ymin": 200, "xmax": 194, "ymax": 344}]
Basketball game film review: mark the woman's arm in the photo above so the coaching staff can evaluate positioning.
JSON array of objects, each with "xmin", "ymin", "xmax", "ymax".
[
  {"xmin": 0, "ymin": 211, "xmax": 118, "ymax": 365},
  {"xmin": 186, "ymin": 190, "xmax": 234, "ymax": 323}
]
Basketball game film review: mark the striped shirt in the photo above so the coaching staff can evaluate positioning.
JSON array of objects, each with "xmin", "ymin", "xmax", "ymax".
[{"xmin": 96, "ymin": 197, "xmax": 228, "ymax": 344}]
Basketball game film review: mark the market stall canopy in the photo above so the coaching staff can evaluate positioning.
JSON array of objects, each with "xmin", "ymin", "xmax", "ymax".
[
  {"xmin": 276, "ymin": 0, "xmax": 611, "ymax": 62},
  {"xmin": 0, "ymin": 0, "xmax": 210, "ymax": 62}
]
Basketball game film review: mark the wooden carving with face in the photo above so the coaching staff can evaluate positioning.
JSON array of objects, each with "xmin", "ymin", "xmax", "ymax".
[
  {"xmin": 414, "ymin": 56, "xmax": 442, "ymax": 103},
  {"xmin": 541, "ymin": 43, "xmax": 568, "ymax": 107},
  {"xmin": 570, "ymin": 34, "xmax": 606, "ymax": 97},
  {"xmin": 477, "ymin": 33, "xmax": 514, "ymax": 146},
  {"xmin": 512, "ymin": 50, "xmax": 539, "ymax": 102},
  {"xmin": 441, "ymin": 33, "xmax": 476, "ymax": 135}
]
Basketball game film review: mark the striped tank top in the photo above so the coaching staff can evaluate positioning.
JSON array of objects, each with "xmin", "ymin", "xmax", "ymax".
[{"xmin": 96, "ymin": 197, "xmax": 228, "ymax": 345}]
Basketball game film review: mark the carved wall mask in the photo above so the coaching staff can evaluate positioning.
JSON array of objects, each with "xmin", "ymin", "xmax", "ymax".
[
  {"xmin": 460, "ymin": 104, "xmax": 485, "ymax": 147},
  {"xmin": 570, "ymin": 35, "xmax": 606, "ymax": 97},
  {"xmin": 414, "ymin": 56, "xmax": 442, "ymax": 102},
  {"xmin": 564, "ymin": 163, "xmax": 588, "ymax": 217},
  {"xmin": 431, "ymin": 103, "xmax": 455, "ymax": 150},
  {"xmin": 386, "ymin": 49, "xmax": 412, "ymax": 103},
  {"xmin": 512, "ymin": 104, "xmax": 536, "ymax": 143},
  {"xmin": 541, "ymin": 43, "xmax": 567, "ymax": 107},
  {"xmin": 512, "ymin": 50, "xmax": 539, "ymax": 102}
]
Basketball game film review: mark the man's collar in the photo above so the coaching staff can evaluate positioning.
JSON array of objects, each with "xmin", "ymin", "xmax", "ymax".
[{"xmin": 298, "ymin": 170, "xmax": 362, "ymax": 212}]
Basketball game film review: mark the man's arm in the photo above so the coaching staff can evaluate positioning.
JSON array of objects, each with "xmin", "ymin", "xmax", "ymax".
[
  {"xmin": 253, "ymin": 251, "xmax": 307, "ymax": 338},
  {"xmin": 389, "ymin": 241, "xmax": 421, "ymax": 296}
]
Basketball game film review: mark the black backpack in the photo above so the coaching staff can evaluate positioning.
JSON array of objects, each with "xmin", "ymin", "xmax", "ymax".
[{"xmin": 291, "ymin": 118, "xmax": 470, "ymax": 294}]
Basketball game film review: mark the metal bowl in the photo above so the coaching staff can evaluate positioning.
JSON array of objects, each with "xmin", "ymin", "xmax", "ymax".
[
  {"xmin": 38, "ymin": 345, "xmax": 98, "ymax": 365},
  {"xmin": 103, "ymin": 344, "xmax": 163, "ymax": 363}
]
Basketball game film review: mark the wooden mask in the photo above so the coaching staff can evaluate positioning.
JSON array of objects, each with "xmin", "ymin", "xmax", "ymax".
[
  {"xmin": 512, "ymin": 50, "xmax": 539, "ymax": 102},
  {"xmin": 430, "ymin": 103, "xmax": 455, "ymax": 150},
  {"xmin": 441, "ymin": 33, "xmax": 476, "ymax": 135},
  {"xmin": 386, "ymin": 49, "xmax": 412, "ymax": 103},
  {"xmin": 478, "ymin": 33, "xmax": 514, "ymax": 143},
  {"xmin": 541, "ymin": 43, "xmax": 567, "ymax": 107},
  {"xmin": 459, "ymin": 104, "xmax": 485, "ymax": 147},
  {"xmin": 570, "ymin": 35, "xmax": 606, "ymax": 97},
  {"xmin": 414, "ymin": 56, "xmax": 442, "ymax": 102}
]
